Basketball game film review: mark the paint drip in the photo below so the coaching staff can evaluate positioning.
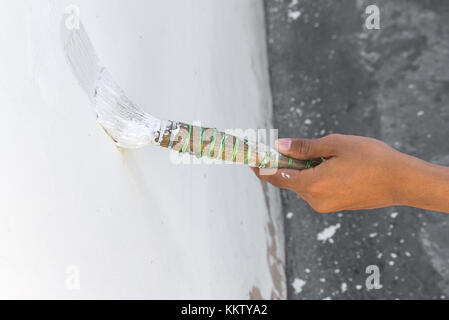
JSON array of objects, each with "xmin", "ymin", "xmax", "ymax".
[{"xmin": 61, "ymin": 16, "xmax": 175, "ymax": 149}]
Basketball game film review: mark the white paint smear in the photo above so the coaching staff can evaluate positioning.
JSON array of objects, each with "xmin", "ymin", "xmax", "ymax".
[
  {"xmin": 281, "ymin": 172, "xmax": 291, "ymax": 179},
  {"xmin": 286, "ymin": 212, "xmax": 294, "ymax": 219},
  {"xmin": 317, "ymin": 224, "xmax": 341, "ymax": 243},
  {"xmin": 292, "ymin": 278, "xmax": 306, "ymax": 294}
]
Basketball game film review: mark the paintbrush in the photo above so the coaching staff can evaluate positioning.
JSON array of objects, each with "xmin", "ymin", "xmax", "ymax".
[{"xmin": 61, "ymin": 18, "xmax": 322, "ymax": 170}]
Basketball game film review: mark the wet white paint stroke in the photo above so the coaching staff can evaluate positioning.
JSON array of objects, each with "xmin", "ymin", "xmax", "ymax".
[
  {"xmin": 317, "ymin": 223, "xmax": 341, "ymax": 243},
  {"xmin": 61, "ymin": 16, "xmax": 174, "ymax": 149}
]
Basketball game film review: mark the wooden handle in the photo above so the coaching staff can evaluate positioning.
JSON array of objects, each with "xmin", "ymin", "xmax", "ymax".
[{"xmin": 156, "ymin": 122, "xmax": 322, "ymax": 170}]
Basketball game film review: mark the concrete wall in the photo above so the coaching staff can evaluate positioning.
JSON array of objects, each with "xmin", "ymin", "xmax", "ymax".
[{"xmin": 0, "ymin": 0, "xmax": 285, "ymax": 299}]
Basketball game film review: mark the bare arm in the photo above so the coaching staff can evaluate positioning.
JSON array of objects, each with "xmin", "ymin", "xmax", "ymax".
[{"xmin": 252, "ymin": 134, "xmax": 449, "ymax": 214}]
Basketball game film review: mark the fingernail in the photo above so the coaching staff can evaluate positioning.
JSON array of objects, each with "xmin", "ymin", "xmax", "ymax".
[
  {"xmin": 276, "ymin": 139, "xmax": 291, "ymax": 152},
  {"xmin": 259, "ymin": 168, "xmax": 277, "ymax": 176}
]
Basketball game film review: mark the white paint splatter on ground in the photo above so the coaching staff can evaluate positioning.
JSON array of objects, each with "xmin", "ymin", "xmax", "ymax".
[
  {"xmin": 390, "ymin": 212, "xmax": 398, "ymax": 219},
  {"xmin": 369, "ymin": 232, "xmax": 378, "ymax": 238},
  {"xmin": 287, "ymin": 0, "xmax": 301, "ymax": 21},
  {"xmin": 355, "ymin": 285, "xmax": 362, "ymax": 290},
  {"xmin": 286, "ymin": 212, "xmax": 294, "ymax": 219},
  {"xmin": 288, "ymin": 10, "xmax": 302, "ymax": 21},
  {"xmin": 292, "ymin": 278, "xmax": 306, "ymax": 294},
  {"xmin": 341, "ymin": 283, "xmax": 348, "ymax": 293},
  {"xmin": 317, "ymin": 224, "xmax": 341, "ymax": 243},
  {"xmin": 281, "ymin": 172, "xmax": 291, "ymax": 179}
]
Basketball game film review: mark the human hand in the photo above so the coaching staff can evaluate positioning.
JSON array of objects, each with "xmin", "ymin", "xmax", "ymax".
[{"xmin": 252, "ymin": 134, "xmax": 432, "ymax": 213}]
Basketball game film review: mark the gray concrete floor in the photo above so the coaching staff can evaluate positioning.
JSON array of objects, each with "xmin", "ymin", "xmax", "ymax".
[{"xmin": 265, "ymin": 0, "xmax": 449, "ymax": 299}]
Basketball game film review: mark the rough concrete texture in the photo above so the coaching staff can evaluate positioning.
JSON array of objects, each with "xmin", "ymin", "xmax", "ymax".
[{"xmin": 265, "ymin": 0, "xmax": 449, "ymax": 299}]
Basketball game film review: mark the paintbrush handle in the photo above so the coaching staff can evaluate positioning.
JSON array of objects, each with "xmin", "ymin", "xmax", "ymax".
[{"xmin": 157, "ymin": 122, "xmax": 323, "ymax": 170}]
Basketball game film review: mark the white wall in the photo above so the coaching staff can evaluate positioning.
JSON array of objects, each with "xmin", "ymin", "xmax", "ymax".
[{"xmin": 0, "ymin": 0, "xmax": 285, "ymax": 299}]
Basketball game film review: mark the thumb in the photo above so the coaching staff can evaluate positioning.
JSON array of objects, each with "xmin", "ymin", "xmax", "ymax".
[{"xmin": 276, "ymin": 136, "xmax": 337, "ymax": 160}]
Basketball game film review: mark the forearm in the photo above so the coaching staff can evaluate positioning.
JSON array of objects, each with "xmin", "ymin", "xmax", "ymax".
[
  {"xmin": 393, "ymin": 154, "xmax": 449, "ymax": 213},
  {"xmin": 254, "ymin": 135, "xmax": 449, "ymax": 214}
]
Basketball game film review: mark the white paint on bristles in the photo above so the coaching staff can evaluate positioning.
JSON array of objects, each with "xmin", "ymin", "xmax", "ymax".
[{"xmin": 61, "ymin": 18, "xmax": 172, "ymax": 149}]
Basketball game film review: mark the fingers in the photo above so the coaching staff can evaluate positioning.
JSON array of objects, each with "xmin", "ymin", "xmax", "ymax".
[
  {"xmin": 276, "ymin": 134, "xmax": 341, "ymax": 160},
  {"xmin": 251, "ymin": 167, "xmax": 315, "ymax": 192}
]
